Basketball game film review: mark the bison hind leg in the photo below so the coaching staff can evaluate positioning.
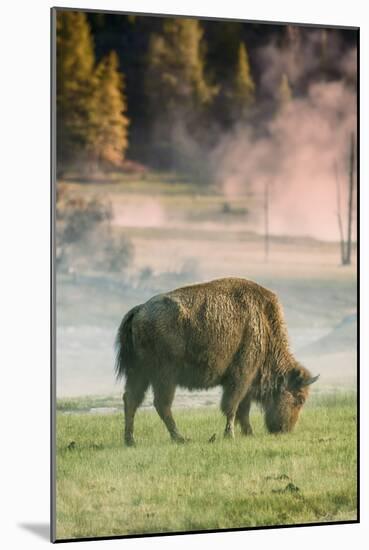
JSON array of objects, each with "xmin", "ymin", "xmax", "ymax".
[
  {"xmin": 123, "ymin": 372, "xmax": 149, "ymax": 446},
  {"xmin": 152, "ymin": 380, "xmax": 186, "ymax": 443}
]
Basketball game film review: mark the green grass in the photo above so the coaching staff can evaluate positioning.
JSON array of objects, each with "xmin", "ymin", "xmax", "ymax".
[
  {"xmin": 57, "ymin": 394, "xmax": 122, "ymax": 412},
  {"xmin": 55, "ymin": 392, "xmax": 357, "ymax": 540}
]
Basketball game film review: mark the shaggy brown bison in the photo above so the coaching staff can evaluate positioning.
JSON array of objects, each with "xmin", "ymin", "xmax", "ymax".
[{"xmin": 115, "ymin": 277, "xmax": 318, "ymax": 446}]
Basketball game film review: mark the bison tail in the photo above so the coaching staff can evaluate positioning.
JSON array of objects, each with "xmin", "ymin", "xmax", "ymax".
[{"xmin": 114, "ymin": 305, "xmax": 141, "ymax": 381}]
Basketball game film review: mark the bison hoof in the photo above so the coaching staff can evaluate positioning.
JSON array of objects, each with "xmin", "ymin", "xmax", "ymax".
[
  {"xmin": 125, "ymin": 438, "xmax": 136, "ymax": 447},
  {"xmin": 224, "ymin": 430, "xmax": 235, "ymax": 440}
]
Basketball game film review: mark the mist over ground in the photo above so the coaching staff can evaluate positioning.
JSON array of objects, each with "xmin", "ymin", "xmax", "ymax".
[{"xmin": 56, "ymin": 178, "xmax": 357, "ymax": 401}]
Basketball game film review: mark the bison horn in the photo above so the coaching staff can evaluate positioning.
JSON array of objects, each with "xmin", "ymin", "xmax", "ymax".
[{"xmin": 302, "ymin": 374, "xmax": 320, "ymax": 386}]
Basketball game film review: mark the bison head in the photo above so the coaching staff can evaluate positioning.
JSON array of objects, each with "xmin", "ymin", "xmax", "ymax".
[{"xmin": 265, "ymin": 366, "xmax": 319, "ymax": 434}]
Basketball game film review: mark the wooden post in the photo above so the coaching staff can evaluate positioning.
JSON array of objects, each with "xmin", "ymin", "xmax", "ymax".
[
  {"xmin": 334, "ymin": 162, "xmax": 346, "ymax": 264},
  {"xmin": 264, "ymin": 180, "xmax": 270, "ymax": 262},
  {"xmin": 344, "ymin": 133, "xmax": 355, "ymax": 265}
]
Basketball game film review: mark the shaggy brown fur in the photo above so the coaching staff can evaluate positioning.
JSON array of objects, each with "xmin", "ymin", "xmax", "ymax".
[{"xmin": 115, "ymin": 277, "xmax": 318, "ymax": 445}]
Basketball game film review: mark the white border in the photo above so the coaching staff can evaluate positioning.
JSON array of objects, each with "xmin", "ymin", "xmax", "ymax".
[{"xmin": 1, "ymin": 1, "xmax": 366, "ymax": 548}]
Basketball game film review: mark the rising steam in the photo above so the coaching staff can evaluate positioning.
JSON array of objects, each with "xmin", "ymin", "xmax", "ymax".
[{"xmin": 212, "ymin": 44, "xmax": 357, "ymax": 241}]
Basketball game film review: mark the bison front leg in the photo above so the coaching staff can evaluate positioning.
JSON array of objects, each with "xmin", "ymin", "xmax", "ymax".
[
  {"xmin": 153, "ymin": 382, "xmax": 186, "ymax": 443},
  {"xmin": 236, "ymin": 394, "xmax": 253, "ymax": 436},
  {"xmin": 221, "ymin": 384, "xmax": 247, "ymax": 439}
]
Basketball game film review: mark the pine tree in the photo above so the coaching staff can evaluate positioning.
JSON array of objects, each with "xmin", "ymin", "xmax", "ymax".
[
  {"xmin": 92, "ymin": 51, "xmax": 129, "ymax": 167},
  {"xmin": 56, "ymin": 11, "xmax": 96, "ymax": 168},
  {"xmin": 285, "ymin": 25, "xmax": 301, "ymax": 50},
  {"xmin": 145, "ymin": 18, "xmax": 216, "ymax": 169},
  {"xmin": 232, "ymin": 42, "xmax": 255, "ymax": 120},
  {"xmin": 146, "ymin": 18, "xmax": 214, "ymax": 117},
  {"xmin": 278, "ymin": 73, "xmax": 292, "ymax": 109},
  {"xmin": 320, "ymin": 29, "xmax": 328, "ymax": 73}
]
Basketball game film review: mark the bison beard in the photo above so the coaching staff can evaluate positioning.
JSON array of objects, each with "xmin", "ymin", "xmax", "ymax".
[{"xmin": 115, "ymin": 277, "xmax": 319, "ymax": 446}]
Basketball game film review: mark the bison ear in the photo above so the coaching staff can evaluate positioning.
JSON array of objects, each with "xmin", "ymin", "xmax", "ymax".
[
  {"xmin": 288, "ymin": 368, "xmax": 319, "ymax": 390},
  {"xmin": 288, "ymin": 367, "xmax": 306, "ymax": 390}
]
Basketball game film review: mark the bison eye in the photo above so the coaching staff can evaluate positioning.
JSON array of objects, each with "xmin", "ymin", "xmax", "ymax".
[{"xmin": 294, "ymin": 394, "xmax": 305, "ymax": 406}]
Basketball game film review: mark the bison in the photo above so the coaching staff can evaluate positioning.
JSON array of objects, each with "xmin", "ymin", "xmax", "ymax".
[{"xmin": 115, "ymin": 277, "xmax": 318, "ymax": 446}]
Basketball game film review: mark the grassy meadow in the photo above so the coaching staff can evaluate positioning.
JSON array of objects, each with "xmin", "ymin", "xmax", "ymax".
[{"xmin": 55, "ymin": 392, "xmax": 357, "ymax": 540}]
